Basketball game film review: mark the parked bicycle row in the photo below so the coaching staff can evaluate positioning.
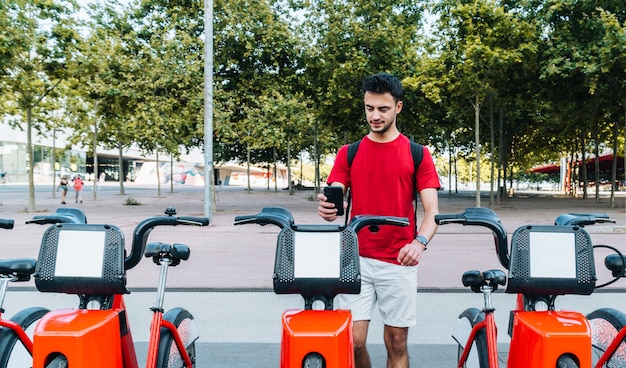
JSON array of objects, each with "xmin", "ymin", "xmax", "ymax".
[{"xmin": 1, "ymin": 205, "xmax": 626, "ymax": 367}]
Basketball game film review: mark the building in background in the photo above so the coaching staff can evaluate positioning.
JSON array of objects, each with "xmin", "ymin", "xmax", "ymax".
[{"xmin": 0, "ymin": 123, "xmax": 290, "ymax": 188}]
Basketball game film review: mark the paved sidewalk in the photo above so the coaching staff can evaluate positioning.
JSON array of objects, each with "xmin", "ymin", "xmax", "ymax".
[
  {"xmin": 2, "ymin": 183, "xmax": 626, "ymax": 290},
  {"xmin": 3, "ymin": 183, "xmax": 626, "ymax": 367}
]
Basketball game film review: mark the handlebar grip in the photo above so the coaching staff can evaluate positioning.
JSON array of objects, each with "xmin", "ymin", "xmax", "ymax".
[
  {"xmin": 434, "ymin": 213, "xmax": 465, "ymax": 224},
  {"xmin": 0, "ymin": 219, "xmax": 14, "ymax": 229},
  {"xmin": 176, "ymin": 217, "xmax": 210, "ymax": 226},
  {"xmin": 233, "ymin": 214, "xmax": 257, "ymax": 224}
]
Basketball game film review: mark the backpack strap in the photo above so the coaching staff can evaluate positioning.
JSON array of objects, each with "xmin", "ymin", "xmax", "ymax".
[
  {"xmin": 347, "ymin": 140, "xmax": 361, "ymax": 167},
  {"xmin": 409, "ymin": 141, "xmax": 423, "ymax": 236},
  {"xmin": 344, "ymin": 140, "xmax": 362, "ymax": 226}
]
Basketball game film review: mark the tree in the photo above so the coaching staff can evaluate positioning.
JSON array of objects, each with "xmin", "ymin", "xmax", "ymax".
[
  {"xmin": 1, "ymin": 0, "xmax": 82, "ymax": 212},
  {"xmin": 429, "ymin": 0, "xmax": 535, "ymax": 206}
]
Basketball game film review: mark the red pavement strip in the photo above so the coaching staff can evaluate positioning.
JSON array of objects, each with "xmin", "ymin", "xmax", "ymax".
[{"xmin": 1, "ymin": 184, "xmax": 626, "ymax": 290}]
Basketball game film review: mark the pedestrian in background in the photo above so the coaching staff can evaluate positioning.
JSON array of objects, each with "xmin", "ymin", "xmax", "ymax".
[
  {"xmin": 73, "ymin": 175, "xmax": 84, "ymax": 203},
  {"xmin": 57, "ymin": 175, "xmax": 69, "ymax": 204}
]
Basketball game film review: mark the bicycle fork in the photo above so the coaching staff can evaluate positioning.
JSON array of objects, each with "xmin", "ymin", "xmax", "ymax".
[{"xmin": 145, "ymin": 257, "xmax": 193, "ymax": 368}]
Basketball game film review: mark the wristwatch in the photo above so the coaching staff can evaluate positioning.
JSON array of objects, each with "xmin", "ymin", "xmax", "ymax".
[{"xmin": 415, "ymin": 235, "xmax": 429, "ymax": 250}]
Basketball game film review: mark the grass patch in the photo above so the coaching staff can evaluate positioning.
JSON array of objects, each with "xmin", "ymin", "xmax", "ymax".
[{"xmin": 124, "ymin": 197, "xmax": 141, "ymax": 206}]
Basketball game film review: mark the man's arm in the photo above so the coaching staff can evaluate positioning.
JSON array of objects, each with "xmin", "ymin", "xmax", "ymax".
[
  {"xmin": 397, "ymin": 187, "xmax": 439, "ymax": 266},
  {"xmin": 416, "ymin": 187, "xmax": 439, "ymax": 242}
]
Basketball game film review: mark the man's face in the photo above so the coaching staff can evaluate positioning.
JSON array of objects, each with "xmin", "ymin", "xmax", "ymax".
[{"xmin": 364, "ymin": 91, "xmax": 403, "ymax": 135}]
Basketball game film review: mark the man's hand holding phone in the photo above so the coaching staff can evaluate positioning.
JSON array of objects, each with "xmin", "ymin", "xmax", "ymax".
[{"xmin": 318, "ymin": 185, "xmax": 345, "ymax": 221}]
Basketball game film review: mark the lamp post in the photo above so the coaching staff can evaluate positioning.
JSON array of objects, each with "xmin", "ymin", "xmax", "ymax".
[{"xmin": 203, "ymin": 0, "xmax": 214, "ymax": 220}]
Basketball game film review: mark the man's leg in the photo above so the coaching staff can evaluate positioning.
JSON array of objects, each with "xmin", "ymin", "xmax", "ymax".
[
  {"xmin": 353, "ymin": 320, "xmax": 371, "ymax": 368},
  {"xmin": 375, "ymin": 260, "xmax": 417, "ymax": 368},
  {"xmin": 383, "ymin": 325, "xmax": 409, "ymax": 368}
]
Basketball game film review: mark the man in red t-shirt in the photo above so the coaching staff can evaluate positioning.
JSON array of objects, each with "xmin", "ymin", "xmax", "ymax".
[{"xmin": 318, "ymin": 73, "xmax": 440, "ymax": 368}]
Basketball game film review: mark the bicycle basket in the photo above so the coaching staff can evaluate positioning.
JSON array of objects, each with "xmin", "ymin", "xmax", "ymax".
[
  {"xmin": 273, "ymin": 225, "xmax": 361, "ymax": 300},
  {"xmin": 35, "ymin": 223, "xmax": 127, "ymax": 295},
  {"xmin": 506, "ymin": 225, "xmax": 595, "ymax": 296}
]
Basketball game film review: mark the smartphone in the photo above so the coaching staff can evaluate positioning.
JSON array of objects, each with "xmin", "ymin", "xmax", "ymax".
[{"xmin": 323, "ymin": 186, "xmax": 344, "ymax": 216}]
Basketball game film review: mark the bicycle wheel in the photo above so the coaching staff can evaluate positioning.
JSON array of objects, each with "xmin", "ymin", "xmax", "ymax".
[
  {"xmin": 156, "ymin": 307, "xmax": 199, "ymax": 368},
  {"xmin": 587, "ymin": 308, "xmax": 626, "ymax": 367},
  {"xmin": 0, "ymin": 306, "xmax": 49, "ymax": 368},
  {"xmin": 452, "ymin": 308, "xmax": 489, "ymax": 368},
  {"xmin": 556, "ymin": 354, "xmax": 579, "ymax": 367}
]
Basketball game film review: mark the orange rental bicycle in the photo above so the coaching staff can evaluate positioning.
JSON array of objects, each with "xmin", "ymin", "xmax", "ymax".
[
  {"xmin": 1, "ymin": 207, "xmax": 209, "ymax": 368},
  {"xmin": 234, "ymin": 206, "xmax": 409, "ymax": 368},
  {"xmin": 436, "ymin": 208, "xmax": 616, "ymax": 368}
]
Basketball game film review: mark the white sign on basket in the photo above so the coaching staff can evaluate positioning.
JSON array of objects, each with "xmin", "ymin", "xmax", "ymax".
[{"xmin": 293, "ymin": 232, "xmax": 341, "ymax": 278}]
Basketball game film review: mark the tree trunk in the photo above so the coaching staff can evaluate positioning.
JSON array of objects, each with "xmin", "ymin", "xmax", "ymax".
[
  {"xmin": 611, "ymin": 121, "xmax": 618, "ymax": 208},
  {"xmin": 27, "ymin": 106, "xmax": 36, "ymax": 213},
  {"xmin": 581, "ymin": 132, "xmax": 588, "ymax": 199},
  {"xmin": 93, "ymin": 119, "xmax": 98, "ymax": 200},
  {"xmin": 489, "ymin": 93, "xmax": 495, "ymax": 207},
  {"xmin": 119, "ymin": 145, "xmax": 125, "ymax": 195},
  {"xmin": 594, "ymin": 122, "xmax": 600, "ymax": 202},
  {"xmin": 474, "ymin": 96, "xmax": 481, "ymax": 207}
]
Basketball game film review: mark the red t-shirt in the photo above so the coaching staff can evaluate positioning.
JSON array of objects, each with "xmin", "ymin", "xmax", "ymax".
[
  {"xmin": 73, "ymin": 178, "xmax": 83, "ymax": 191},
  {"xmin": 327, "ymin": 135, "xmax": 441, "ymax": 264}
]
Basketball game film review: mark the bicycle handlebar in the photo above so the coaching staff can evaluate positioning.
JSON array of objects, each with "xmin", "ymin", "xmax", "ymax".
[
  {"xmin": 234, "ymin": 207, "xmax": 295, "ymax": 229},
  {"xmin": 436, "ymin": 208, "xmax": 615, "ymax": 270},
  {"xmin": 554, "ymin": 212, "xmax": 615, "ymax": 226},
  {"xmin": 125, "ymin": 208, "xmax": 209, "ymax": 270},
  {"xmin": 0, "ymin": 219, "xmax": 14, "ymax": 229},
  {"xmin": 234, "ymin": 207, "xmax": 409, "ymax": 232},
  {"xmin": 435, "ymin": 208, "xmax": 509, "ymax": 269},
  {"xmin": 349, "ymin": 215, "xmax": 410, "ymax": 233}
]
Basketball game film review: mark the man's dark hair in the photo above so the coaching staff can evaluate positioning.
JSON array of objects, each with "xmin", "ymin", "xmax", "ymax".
[{"xmin": 362, "ymin": 73, "xmax": 403, "ymax": 102}]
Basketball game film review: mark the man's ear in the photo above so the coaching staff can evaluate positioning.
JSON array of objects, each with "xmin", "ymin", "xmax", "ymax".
[{"xmin": 396, "ymin": 100, "xmax": 403, "ymax": 114}]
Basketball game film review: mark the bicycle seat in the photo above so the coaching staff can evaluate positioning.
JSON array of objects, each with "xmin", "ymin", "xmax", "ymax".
[
  {"xmin": 604, "ymin": 254, "xmax": 625, "ymax": 277},
  {"xmin": 0, "ymin": 258, "xmax": 37, "ymax": 281},
  {"xmin": 145, "ymin": 242, "xmax": 190, "ymax": 266},
  {"xmin": 506, "ymin": 225, "xmax": 595, "ymax": 296},
  {"xmin": 34, "ymin": 223, "xmax": 127, "ymax": 295},
  {"xmin": 462, "ymin": 269, "xmax": 506, "ymax": 293}
]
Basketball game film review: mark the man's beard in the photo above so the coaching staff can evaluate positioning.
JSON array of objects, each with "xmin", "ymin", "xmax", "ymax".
[{"xmin": 369, "ymin": 119, "xmax": 394, "ymax": 135}]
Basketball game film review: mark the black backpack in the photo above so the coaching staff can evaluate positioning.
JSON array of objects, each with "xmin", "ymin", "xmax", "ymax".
[{"xmin": 344, "ymin": 138, "xmax": 424, "ymax": 227}]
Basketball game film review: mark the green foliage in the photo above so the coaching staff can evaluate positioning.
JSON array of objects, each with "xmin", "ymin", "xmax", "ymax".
[{"xmin": 3, "ymin": 0, "xmax": 626, "ymax": 199}]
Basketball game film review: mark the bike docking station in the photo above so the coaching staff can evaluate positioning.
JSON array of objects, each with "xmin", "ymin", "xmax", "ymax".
[
  {"xmin": 235, "ymin": 207, "xmax": 409, "ymax": 368},
  {"xmin": 436, "ymin": 208, "xmax": 614, "ymax": 368}
]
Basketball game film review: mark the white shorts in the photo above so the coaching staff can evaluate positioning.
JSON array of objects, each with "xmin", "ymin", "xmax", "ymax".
[{"xmin": 335, "ymin": 257, "xmax": 418, "ymax": 328}]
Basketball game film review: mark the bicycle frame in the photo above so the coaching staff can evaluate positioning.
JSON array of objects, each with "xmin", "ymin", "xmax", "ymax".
[
  {"xmin": 145, "ymin": 257, "xmax": 194, "ymax": 368},
  {"xmin": 456, "ymin": 293, "xmax": 498, "ymax": 368}
]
